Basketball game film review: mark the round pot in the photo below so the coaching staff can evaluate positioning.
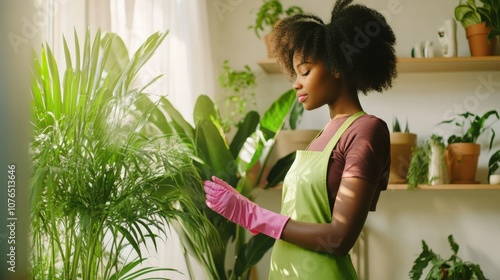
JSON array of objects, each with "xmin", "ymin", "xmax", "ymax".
[
  {"xmin": 490, "ymin": 174, "xmax": 500, "ymax": 185},
  {"xmin": 446, "ymin": 143, "xmax": 480, "ymax": 184},
  {"xmin": 465, "ymin": 22, "xmax": 496, "ymax": 56},
  {"xmin": 389, "ymin": 132, "xmax": 417, "ymax": 183}
]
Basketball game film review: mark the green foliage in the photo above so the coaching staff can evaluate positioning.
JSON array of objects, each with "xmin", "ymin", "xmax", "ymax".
[
  {"xmin": 409, "ymin": 235, "xmax": 488, "ymax": 280},
  {"xmin": 407, "ymin": 144, "xmax": 430, "ymax": 190},
  {"xmin": 393, "ymin": 116, "xmax": 410, "ymax": 133},
  {"xmin": 407, "ymin": 135, "xmax": 445, "ymax": 190},
  {"xmin": 249, "ymin": 0, "xmax": 304, "ymax": 38},
  {"xmin": 218, "ymin": 60, "xmax": 257, "ymax": 133},
  {"xmin": 133, "ymin": 89, "xmax": 297, "ymax": 279},
  {"xmin": 478, "ymin": 0, "xmax": 500, "ymax": 39},
  {"xmin": 438, "ymin": 110, "xmax": 499, "ymax": 150},
  {"xmin": 30, "ymin": 28, "xmax": 214, "ymax": 279},
  {"xmin": 455, "ymin": 0, "xmax": 500, "ymax": 39},
  {"xmin": 455, "ymin": 0, "xmax": 484, "ymax": 28},
  {"xmin": 488, "ymin": 149, "xmax": 500, "ymax": 180}
]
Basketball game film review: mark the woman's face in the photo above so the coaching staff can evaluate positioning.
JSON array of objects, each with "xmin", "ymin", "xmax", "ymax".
[{"xmin": 292, "ymin": 54, "xmax": 340, "ymax": 111}]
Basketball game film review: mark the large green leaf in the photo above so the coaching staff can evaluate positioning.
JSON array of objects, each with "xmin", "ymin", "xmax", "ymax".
[
  {"xmin": 233, "ymin": 234, "xmax": 276, "ymax": 277},
  {"xmin": 260, "ymin": 89, "xmax": 296, "ymax": 138},
  {"xmin": 132, "ymin": 94, "xmax": 174, "ymax": 136},
  {"xmin": 288, "ymin": 99, "xmax": 304, "ymax": 129},
  {"xmin": 159, "ymin": 96, "xmax": 195, "ymax": 145},
  {"xmin": 455, "ymin": 3, "xmax": 482, "ymax": 27},
  {"xmin": 235, "ymin": 130, "xmax": 264, "ymax": 180},
  {"xmin": 194, "ymin": 94, "xmax": 221, "ymax": 125},
  {"xmin": 229, "ymin": 111, "xmax": 260, "ymax": 158},
  {"xmin": 488, "ymin": 150, "xmax": 500, "ymax": 179},
  {"xmin": 195, "ymin": 119, "xmax": 237, "ymax": 185},
  {"xmin": 265, "ymin": 151, "xmax": 296, "ymax": 188},
  {"xmin": 101, "ymin": 33, "xmax": 129, "ymax": 89}
]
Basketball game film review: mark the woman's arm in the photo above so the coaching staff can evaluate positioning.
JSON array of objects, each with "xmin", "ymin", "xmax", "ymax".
[{"xmin": 280, "ymin": 176, "xmax": 377, "ymax": 255}]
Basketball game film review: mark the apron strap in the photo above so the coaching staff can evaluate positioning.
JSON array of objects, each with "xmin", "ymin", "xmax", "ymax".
[{"xmin": 323, "ymin": 111, "xmax": 366, "ymax": 153}]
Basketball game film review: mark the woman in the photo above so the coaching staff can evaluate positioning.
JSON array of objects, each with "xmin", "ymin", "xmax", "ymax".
[{"xmin": 203, "ymin": 0, "xmax": 397, "ymax": 278}]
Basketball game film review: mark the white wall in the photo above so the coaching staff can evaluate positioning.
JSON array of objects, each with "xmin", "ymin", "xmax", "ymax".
[{"xmin": 207, "ymin": 0, "xmax": 500, "ymax": 279}]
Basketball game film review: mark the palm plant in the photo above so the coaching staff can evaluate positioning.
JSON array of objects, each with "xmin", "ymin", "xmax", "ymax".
[
  {"xmin": 135, "ymin": 88, "xmax": 297, "ymax": 279},
  {"xmin": 30, "ymin": 28, "xmax": 214, "ymax": 279}
]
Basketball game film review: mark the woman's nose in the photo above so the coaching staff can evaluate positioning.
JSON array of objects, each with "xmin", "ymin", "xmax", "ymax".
[{"xmin": 293, "ymin": 79, "xmax": 301, "ymax": 90}]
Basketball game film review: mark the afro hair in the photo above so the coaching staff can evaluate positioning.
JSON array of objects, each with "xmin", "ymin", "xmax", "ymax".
[{"xmin": 271, "ymin": 0, "xmax": 397, "ymax": 94}]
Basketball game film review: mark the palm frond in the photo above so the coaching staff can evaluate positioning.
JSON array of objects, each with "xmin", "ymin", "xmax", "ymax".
[{"xmin": 30, "ymin": 28, "xmax": 212, "ymax": 280}]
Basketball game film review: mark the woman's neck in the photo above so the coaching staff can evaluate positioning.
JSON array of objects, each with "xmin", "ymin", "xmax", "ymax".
[{"xmin": 328, "ymin": 97, "xmax": 363, "ymax": 120}]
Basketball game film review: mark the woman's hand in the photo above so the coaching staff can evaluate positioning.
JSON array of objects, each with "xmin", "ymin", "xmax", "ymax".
[{"xmin": 204, "ymin": 176, "xmax": 289, "ymax": 239}]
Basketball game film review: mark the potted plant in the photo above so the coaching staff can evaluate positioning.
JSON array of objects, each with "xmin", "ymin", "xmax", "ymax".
[
  {"xmin": 218, "ymin": 60, "xmax": 257, "ymax": 134},
  {"xmin": 488, "ymin": 149, "xmax": 500, "ymax": 184},
  {"xmin": 135, "ymin": 88, "xmax": 298, "ymax": 279},
  {"xmin": 409, "ymin": 234, "xmax": 488, "ymax": 280},
  {"xmin": 407, "ymin": 135, "xmax": 448, "ymax": 190},
  {"xmin": 438, "ymin": 110, "xmax": 499, "ymax": 184},
  {"xmin": 249, "ymin": 0, "xmax": 303, "ymax": 57},
  {"xmin": 389, "ymin": 117, "xmax": 417, "ymax": 184},
  {"xmin": 478, "ymin": 0, "xmax": 500, "ymax": 40},
  {"xmin": 30, "ymin": 29, "xmax": 214, "ymax": 279},
  {"xmin": 454, "ymin": 0, "xmax": 497, "ymax": 56}
]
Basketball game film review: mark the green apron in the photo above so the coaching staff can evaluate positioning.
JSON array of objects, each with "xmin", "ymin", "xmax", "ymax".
[{"xmin": 269, "ymin": 112, "xmax": 365, "ymax": 280}]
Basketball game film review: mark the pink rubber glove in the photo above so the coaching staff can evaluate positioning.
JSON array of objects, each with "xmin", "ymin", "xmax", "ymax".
[{"xmin": 204, "ymin": 176, "xmax": 289, "ymax": 240}]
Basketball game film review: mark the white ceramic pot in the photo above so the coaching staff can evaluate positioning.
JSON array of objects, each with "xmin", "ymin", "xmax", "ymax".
[
  {"xmin": 489, "ymin": 174, "xmax": 500, "ymax": 185},
  {"xmin": 428, "ymin": 143, "xmax": 448, "ymax": 185}
]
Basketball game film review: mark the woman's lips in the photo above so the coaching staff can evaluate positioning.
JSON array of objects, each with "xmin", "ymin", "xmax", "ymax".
[{"xmin": 297, "ymin": 94, "xmax": 307, "ymax": 103}]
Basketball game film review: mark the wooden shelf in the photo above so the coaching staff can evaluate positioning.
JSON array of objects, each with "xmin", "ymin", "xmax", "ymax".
[
  {"xmin": 397, "ymin": 56, "xmax": 500, "ymax": 73},
  {"xmin": 258, "ymin": 56, "xmax": 500, "ymax": 74},
  {"xmin": 387, "ymin": 184, "xmax": 500, "ymax": 191},
  {"xmin": 257, "ymin": 58, "xmax": 281, "ymax": 73}
]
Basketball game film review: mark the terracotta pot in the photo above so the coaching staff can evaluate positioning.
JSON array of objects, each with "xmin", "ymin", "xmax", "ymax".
[
  {"xmin": 389, "ymin": 132, "xmax": 417, "ymax": 184},
  {"xmin": 264, "ymin": 33, "xmax": 274, "ymax": 58},
  {"xmin": 441, "ymin": 267, "xmax": 449, "ymax": 280},
  {"xmin": 264, "ymin": 20, "xmax": 282, "ymax": 58},
  {"xmin": 446, "ymin": 143, "xmax": 480, "ymax": 184},
  {"xmin": 465, "ymin": 22, "xmax": 496, "ymax": 56}
]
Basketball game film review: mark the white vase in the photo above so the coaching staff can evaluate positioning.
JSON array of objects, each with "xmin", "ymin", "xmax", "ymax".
[
  {"xmin": 428, "ymin": 143, "xmax": 448, "ymax": 185},
  {"xmin": 438, "ymin": 18, "xmax": 457, "ymax": 57}
]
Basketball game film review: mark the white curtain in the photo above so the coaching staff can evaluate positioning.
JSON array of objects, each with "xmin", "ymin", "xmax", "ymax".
[
  {"xmin": 110, "ymin": 0, "xmax": 216, "ymax": 124},
  {"xmin": 43, "ymin": 0, "xmax": 215, "ymax": 124},
  {"xmin": 108, "ymin": 1, "xmax": 215, "ymax": 278}
]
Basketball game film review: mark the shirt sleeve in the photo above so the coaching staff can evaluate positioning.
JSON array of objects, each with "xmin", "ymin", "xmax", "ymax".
[{"xmin": 342, "ymin": 118, "xmax": 390, "ymax": 186}]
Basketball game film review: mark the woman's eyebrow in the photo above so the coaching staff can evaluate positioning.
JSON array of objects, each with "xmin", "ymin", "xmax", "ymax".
[{"xmin": 295, "ymin": 61, "xmax": 310, "ymax": 69}]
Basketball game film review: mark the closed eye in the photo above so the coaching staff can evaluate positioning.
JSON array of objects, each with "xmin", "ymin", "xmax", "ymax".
[{"xmin": 301, "ymin": 70, "xmax": 310, "ymax": 76}]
